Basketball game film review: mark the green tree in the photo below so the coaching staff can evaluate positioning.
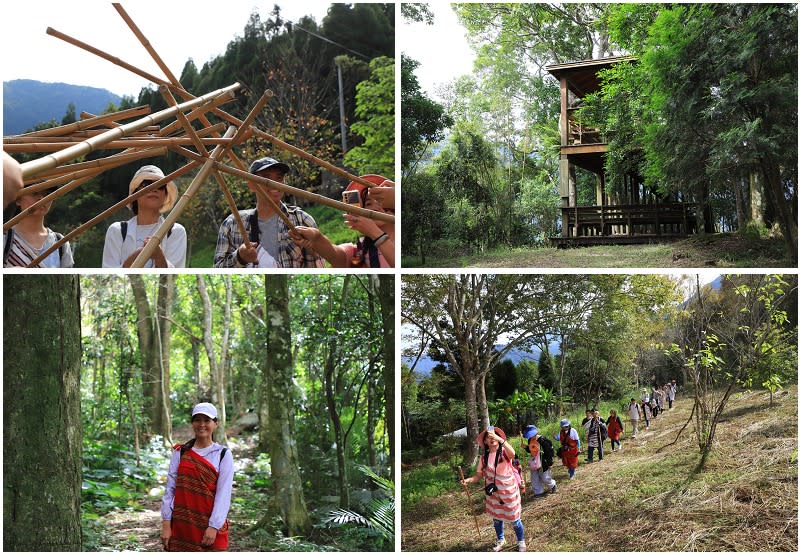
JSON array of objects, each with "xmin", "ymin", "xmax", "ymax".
[{"xmin": 344, "ymin": 56, "xmax": 395, "ymax": 177}]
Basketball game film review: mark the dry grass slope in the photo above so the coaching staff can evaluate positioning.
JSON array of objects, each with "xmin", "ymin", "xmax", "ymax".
[{"xmin": 401, "ymin": 387, "xmax": 798, "ymax": 552}]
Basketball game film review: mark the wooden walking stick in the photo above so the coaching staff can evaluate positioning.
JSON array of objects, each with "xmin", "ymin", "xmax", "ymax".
[{"xmin": 458, "ymin": 466, "xmax": 482, "ymax": 539}]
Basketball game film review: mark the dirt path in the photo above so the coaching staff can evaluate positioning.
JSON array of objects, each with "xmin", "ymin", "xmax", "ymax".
[{"xmin": 101, "ymin": 498, "xmax": 163, "ymax": 551}]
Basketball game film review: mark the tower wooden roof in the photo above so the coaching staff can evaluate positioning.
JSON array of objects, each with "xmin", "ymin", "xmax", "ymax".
[{"xmin": 546, "ymin": 55, "xmax": 637, "ymax": 98}]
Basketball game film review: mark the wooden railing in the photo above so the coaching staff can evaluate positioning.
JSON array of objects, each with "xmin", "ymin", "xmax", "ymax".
[{"xmin": 561, "ymin": 203, "xmax": 697, "ymax": 237}]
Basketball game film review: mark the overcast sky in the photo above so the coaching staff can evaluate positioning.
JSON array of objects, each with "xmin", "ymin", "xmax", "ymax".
[
  {"xmin": 1, "ymin": 1, "xmax": 333, "ymax": 97},
  {"xmin": 400, "ymin": 2, "xmax": 475, "ymax": 102}
]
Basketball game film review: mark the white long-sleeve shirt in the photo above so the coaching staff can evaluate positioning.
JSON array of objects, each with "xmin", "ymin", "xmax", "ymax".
[
  {"xmin": 160, "ymin": 442, "xmax": 234, "ymax": 530},
  {"xmin": 102, "ymin": 216, "xmax": 186, "ymax": 268}
]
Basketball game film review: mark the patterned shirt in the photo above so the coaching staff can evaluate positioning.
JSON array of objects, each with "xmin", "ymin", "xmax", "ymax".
[{"xmin": 213, "ymin": 204, "xmax": 324, "ymax": 268}]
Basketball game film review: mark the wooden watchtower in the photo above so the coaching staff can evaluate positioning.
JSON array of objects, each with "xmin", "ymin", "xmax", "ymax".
[{"xmin": 546, "ymin": 56, "xmax": 696, "ymax": 246}]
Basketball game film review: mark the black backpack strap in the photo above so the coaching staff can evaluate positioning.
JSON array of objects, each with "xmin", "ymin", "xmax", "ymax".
[
  {"xmin": 3, "ymin": 229, "xmax": 14, "ymax": 264},
  {"xmin": 54, "ymin": 232, "xmax": 65, "ymax": 261},
  {"xmin": 120, "ymin": 221, "xmax": 128, "ymax": 242},
  {"xmin": 220, "ymin": 447, "xmax": 228, "ymax": 463},
  {"xmin": 247, "ymin": 211, "xmax": 260, "ymax": 244}
]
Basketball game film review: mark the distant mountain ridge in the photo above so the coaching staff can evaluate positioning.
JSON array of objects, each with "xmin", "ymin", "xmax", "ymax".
[
  {"xmin": 3, "ymin": 79, "xmax": 121, "ymax": 135},
  {"xmin": 403, "ymin": 342, "xmax": 560, "ymax": 378}
]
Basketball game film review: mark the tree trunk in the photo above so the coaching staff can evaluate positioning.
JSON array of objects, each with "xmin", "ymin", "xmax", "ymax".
[
  {"xmin": 156, "ymin": 275, "xmax": 174, "ymax": 444},
  {"xmin": 4, "ymin": 276, "xmax": 82, "ymax": 550},
  {"xmin": 129, "ymin": 275, "xmax": 157, "ymax": 437},
  {"xmin": 760, "ymin": 156, "xmax": 798, "ymax": 261},
  {"xmin": 264, "ymin": 276, "xmax": 312, "ymax": 537},
  {"xmin": 196, "ymin": 275, "xmax": 228, "ymax": 445},
  {"xmin": 376, "ymin": 275, "xmax": 394, "ymax": 476},
  {"xmin": 463, "ymin": 378, "xmax": 479, "ymax": 464},
  {"xmin": 367, "ymin": 379, "xmax": 377, "ymax": 468},
  {"xmin": 734, "ymin": 175, "xmax": 746, "ymax": 230}
]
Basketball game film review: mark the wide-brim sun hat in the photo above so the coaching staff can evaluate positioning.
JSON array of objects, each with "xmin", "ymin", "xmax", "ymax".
[
  {"xmin": 476, "ymin": 426, "xmax": 507, "ymax": 445},
  {"xmin": 522, "ymin": 425, "xmax": 538, "ymax": 439},
  {"xmin": 128, "ymin": 165, "xmax": 178, "ymax": 213}
]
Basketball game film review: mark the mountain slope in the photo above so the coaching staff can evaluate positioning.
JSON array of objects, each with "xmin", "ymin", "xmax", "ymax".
[
  {"xmin": 401, "ymin": 386, "xmax": 797, "ymax": 551},
  {"xmin": 3, "ymin": 79, "xmax": 121, "ymax": 135}
]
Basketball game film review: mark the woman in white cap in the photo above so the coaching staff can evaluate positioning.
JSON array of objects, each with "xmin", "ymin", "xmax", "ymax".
[
  {"xmin": 102, "ymin": 165, "xmax": 186, "ymax": 267},
  {"xmin": 160, "ymin": 402, "xmax": 233, "ymax": 551}
]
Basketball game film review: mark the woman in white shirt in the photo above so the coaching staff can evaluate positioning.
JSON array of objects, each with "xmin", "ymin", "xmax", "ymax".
[
  {"xmin": 102, "ymin": 165, "xmax": 186, "ymax": 267},
  {"xmin": 3, "ymin": 185, "xmax": 73, "ymax": 268},
  {"xmin": 160, "ymin": 402, "xmax": 233, "ymax": 551}
]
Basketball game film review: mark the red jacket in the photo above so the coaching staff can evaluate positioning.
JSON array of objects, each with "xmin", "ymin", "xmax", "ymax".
[{"xmin": 607, "ymin": 415, "xmax": 623, "ymax": 440}]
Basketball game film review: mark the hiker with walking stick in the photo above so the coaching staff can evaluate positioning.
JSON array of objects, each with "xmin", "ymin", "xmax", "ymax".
[{"xmin": 460, "ymin": 427, "xmax": 527, "ymax": 552}]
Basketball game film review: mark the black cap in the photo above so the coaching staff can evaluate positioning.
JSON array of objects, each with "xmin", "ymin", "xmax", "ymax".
[{"xmin": 249, "ymin": 157, "xmax": 290, "ymax": 175}]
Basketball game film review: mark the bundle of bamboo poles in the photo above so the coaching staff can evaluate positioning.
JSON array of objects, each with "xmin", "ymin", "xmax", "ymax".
[{"xmin": 4, "ymin": 2, "xmax": 393, "ymax": 268}]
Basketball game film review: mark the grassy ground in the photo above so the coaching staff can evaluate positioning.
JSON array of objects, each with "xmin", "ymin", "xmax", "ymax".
[
  {"xmin": 401, "ymin": 387, "xmax": 798, "ymax": 551},
  {"xmin": 401, "ymin": 234, "xmax": 795, "ymax": 268}
]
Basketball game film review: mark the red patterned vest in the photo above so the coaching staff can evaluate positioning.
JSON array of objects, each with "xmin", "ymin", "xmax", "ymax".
[{"xmin": 169, "ymin": 445, "xmax": 229, "ymax": 551}]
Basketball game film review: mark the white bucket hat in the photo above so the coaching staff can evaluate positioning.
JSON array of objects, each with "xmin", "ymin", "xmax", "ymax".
[{"xmin": 128, "ymin": 165, "xmax": 178, "ymax": 213}]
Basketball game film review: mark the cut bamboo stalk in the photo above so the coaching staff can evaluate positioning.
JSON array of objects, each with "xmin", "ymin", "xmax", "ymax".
[
  {"xmin": 19, "ymin": 83, "xmax": 241, "ymax": 179},
  {"xmin": 8, "ymin": 104, "xmax": 152, "ymax": 138},
  {"xmin": 46, "ymin": 18, "xmax": 383, "ymax": 191},
  {"xmin": 28, "ymin": 147, "xmax": 167, "ymax": 180},
  {"xmin": 47, "ymin": 27, "xmax": 168, "ymax": 88},
  {"xmin": 158, "ymin": 86, "xmax": 254, "ymax": 244},
  {"xmin": 130, "ymin": 127, "xmax": 237, "ymax": 268},
  {"xmin": 6, "ymin": 172, "xmax": 101, "ymax": 231},
  {"xmin": 113, "ymin": 3, "xmax": 181, "ymax": 85},
  {"xmin": 5, "ymin": 137, "xmax": 234, "ymax": 153},
  {"xmin": 24, "ymin": 160, "xmax": 202, "ymax": 267},
  {"xmin": 211, "ymin": 153, "xmax": 394, "ymax": 223}
]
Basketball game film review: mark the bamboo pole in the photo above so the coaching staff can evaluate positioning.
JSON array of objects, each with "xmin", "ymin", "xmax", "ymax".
[
  {"xmin": 458, "ymin": 466, "xmax": 482, "ymax": 539},
  {"xmin": 64, "ymin": 9, "xmax": 383, "ymax": 191},
  {"xmin": 24, "ymin": 160, "xmax": 203, "ymax": 267},
  {"xmin": 22, "ymin": 147, "xmax": 166, "ymax": 180},
  {"xmin": 10, "ymin": 145, "xmax": 176, "ymax": 231},
  {"xmin": 129, "ymin": 127, "xmax": 238, "ymax": 268},
  {"xmin": 213, "ymin": 159, "xmax": 395, "ymax": 223},
  {"xmin": 158, "ymin": 86, "xmax": 255, "ymax": 244},
  {"xmin": 19, "ymin": 83, "xmax": 241, "ymax": 179},
  {"xmin": 5, "ymin": 137, "xmax": 235, "ymax": 153},
  {"xmin": 7, "ymin": 104, "xmax": 152, "ymax": 138}
]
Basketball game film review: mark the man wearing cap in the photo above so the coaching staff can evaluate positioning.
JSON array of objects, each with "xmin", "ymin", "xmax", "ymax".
[
  {"xmin": 102, "ymin": 165, "xmax": 186, "ymax": 267},
  {"xmin": 213, "ymin": 156, "xmax": 324, "ymax": 268}
]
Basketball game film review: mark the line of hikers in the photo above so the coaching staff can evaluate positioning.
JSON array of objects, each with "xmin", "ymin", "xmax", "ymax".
[{"xmin": 461, "ymin": 379, "xmax": 679, "ymax": 552}]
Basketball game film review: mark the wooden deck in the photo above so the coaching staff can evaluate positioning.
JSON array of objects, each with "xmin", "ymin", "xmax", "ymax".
[{"xmin": 553, "ymin": 203, "xmax": 697, "ymax": 246}]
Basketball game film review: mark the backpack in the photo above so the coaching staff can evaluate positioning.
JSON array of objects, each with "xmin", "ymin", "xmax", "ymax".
[
  {"xmin": 538, "ymin": 436, "xmax": 555, "ymax": 472},
  {"xmin": 4, "ymin": 229, "xmax": 65, "ymax": 266}
]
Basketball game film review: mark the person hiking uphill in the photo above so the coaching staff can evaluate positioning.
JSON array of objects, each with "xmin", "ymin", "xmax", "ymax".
[
  {"xmin": 606, "ymin": 409, "xmax": 624, "ymax": 452},
  {"xmin": 627, "ymin": 398, "xmax": 641, "ymax": 438},
  {"xmin": 460, "ymin": 427, "xmax": 526, "ymax": 552},
  {"xmin": 522, "ymin": 425, "xmax": 557, "ymax": 497},
  {"xmin": 583, "ymin": 409, "xmax": 607, "ymax": 463},
  {"xmin": 554, "ymin": 419, "xmax": 581, "ymax": 480}
]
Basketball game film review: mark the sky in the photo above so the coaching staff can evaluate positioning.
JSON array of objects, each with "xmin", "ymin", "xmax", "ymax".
[
  {"xmin": 400, "ymin": 2, "xmax": 475, "ymax": 102},
  {"xmin": 1, "ymin": 1, "xmax": 333, "ymax": 98}
]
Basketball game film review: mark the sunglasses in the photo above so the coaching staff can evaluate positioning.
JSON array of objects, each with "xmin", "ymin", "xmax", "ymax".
[{"xmin": 135, "ymin": 180, "xmax": 167, "ymax": 193}]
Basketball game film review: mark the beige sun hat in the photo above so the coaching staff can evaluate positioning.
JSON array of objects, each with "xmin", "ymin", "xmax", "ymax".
[{"xmin": 128, "ymin": 165, "xmax": 178, "ymax": 213}]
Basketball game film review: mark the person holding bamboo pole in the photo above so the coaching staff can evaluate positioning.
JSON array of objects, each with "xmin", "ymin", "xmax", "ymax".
[
  {"xmin": 460, "ymin": 427, "xmax": 526, "ymax": 552},
  {"xmin": 102, "ymin": 165, "xmax": 186, "ymax": 267},
  {"xmin": 288, "ymin": 175, "xmax": 395, "ymax": 268},
  {"xmin": 3, "ymin": 184, "xmax": 74, "ymax": 268},
  {"xmin": 213, "ymin": 156, "xmax": 323, "ymax": 268}
]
